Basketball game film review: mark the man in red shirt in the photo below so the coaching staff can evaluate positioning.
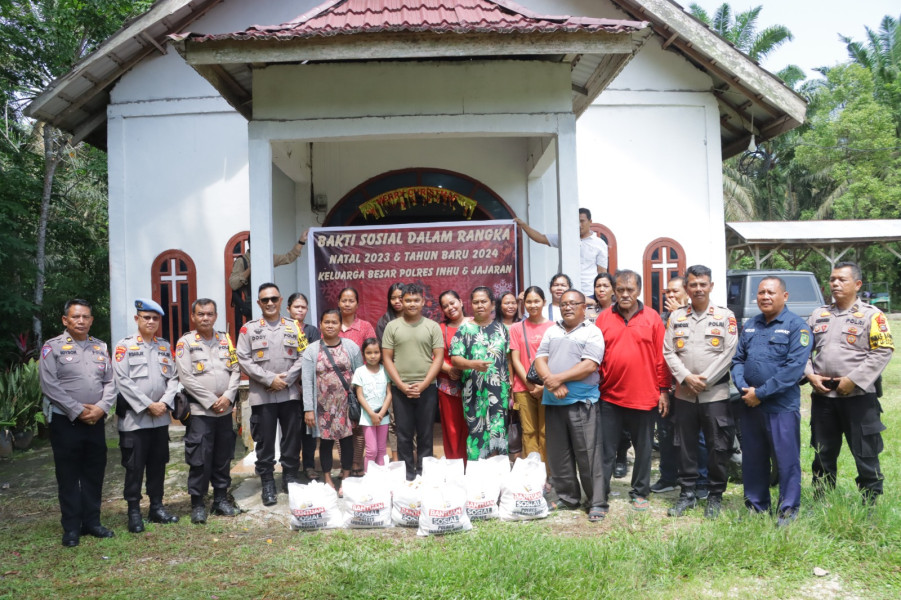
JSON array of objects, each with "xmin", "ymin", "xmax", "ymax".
[{"xmin": 596, "ymin": 270, "xmax": 670, "ymax": 511}]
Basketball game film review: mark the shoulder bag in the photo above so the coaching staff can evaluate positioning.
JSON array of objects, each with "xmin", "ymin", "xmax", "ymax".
[
  {"xmin": 321, "ymin": 343, "xmax": 361, "ymax": 423},
  {"xmin": 522, "ymin": 321, "xmax": 544, "ymax": 385}
]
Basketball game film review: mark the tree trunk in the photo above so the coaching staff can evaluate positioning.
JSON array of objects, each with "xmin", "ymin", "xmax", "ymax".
[{"xmin": 33, "ymin": 124, "xmax": 64, "ymax": 347}]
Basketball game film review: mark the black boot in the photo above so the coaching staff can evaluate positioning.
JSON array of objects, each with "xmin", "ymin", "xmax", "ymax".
[
  {"xmin": 148, "ymin": 498, "xmax": 179, "ymax": 524},
  {"xmin": 211, "ymin": 489, "xmax": 238, "ymax": 516},
  {"xmin": 190, "ymin": 495, "xmax": 207, "ymax": 524},
  {"xmin": 127, "ymin": 501, "xmax": 145, "ymax": 534},
  {"xmin": 261, "ymin": 476, "xmax": 278, "ymax": 506},
  {"xmin": 281, "ymin": 469, "xmax": 299, "ymax": 494},
  {"xmin": 667, "ymin": 492, "xmax": 698, "ymax": 517}
]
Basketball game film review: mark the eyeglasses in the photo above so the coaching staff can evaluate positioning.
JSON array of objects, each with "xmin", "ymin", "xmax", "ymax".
[
  {"xmin": 138, "ymin": 315, "xmax": 161, "ymax": 321},
  {"xmin": 259, "ymin": 297, "xmax": 281, "ymax": 304},
  {"xmin": 560, "ymin": 302, "xmax": 585, "ymax": 309}
]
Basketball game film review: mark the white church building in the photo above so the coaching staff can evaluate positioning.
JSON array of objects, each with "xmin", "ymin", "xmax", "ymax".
[{"xmin": 27, "ymin": 0, "xmax": 805, "ymax": 345}]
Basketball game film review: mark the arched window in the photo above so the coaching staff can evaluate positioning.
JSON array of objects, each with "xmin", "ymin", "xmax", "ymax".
[
  {"xmin": 151, "ymin": 250, "xmax": 197, "ymax": 344},
  {"xmin": 224, "ymin": 231, "xmax": 250, "ymax": 337},
  {"xmin": 590, "ymin": 223, "xmax": 617, "ymax": 274},
  {"xmin": 642, "ymin": 238, "xmax": 685, "ymax": 313}
]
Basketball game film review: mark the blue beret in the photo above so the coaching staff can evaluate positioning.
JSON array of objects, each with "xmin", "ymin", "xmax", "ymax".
[{"xmin": 135, "ymin": 298, "xmax": 165, "ymax": 316}]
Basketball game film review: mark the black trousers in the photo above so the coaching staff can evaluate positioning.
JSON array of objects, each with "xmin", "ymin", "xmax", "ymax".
[
  {"xmin": 673, "ymin": 398, "xmax": 733, "ymax": 497},
  {"xmin": 811, "ymin": 393, "xmax": 885, "ymax": 496},
  {"xmin": 120, "ymin": 426, "xmax": 170, "ymax": 504},
  {"xmin": 185, "ymin": 415, "xmax": 235, "ymax": 497},
  {"xmin": 249, "ymin": 400, "xmax": 302, "ymax": 477},
  {"xmin": 319, "ymin": 436, "xmax": 354, "ymax": 473},
  {"xmin": 50, "ymin": 416, "xmax": 107, "ymax": 532},
  {"xmin": 601, "ymin": 402, "xmax": 654, "ymax": 499},
  {"xmin": 392, "ymin": 384, "xmax": 438, "ymax": 480},
  {"xmin": 546, "ymin": 401, "xmax": 607, "ymax": 509}
]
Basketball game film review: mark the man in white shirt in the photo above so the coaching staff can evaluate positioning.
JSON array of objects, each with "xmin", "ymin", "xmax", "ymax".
[{"xmin": 515, "ymin": 208, "xmax": 608, "ymax": 296}]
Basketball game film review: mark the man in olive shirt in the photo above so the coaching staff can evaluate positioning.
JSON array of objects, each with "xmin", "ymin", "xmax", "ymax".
[
  {"xmin": 381, "ymin": 283, "xmax": 444, "ymax": 480},
  {"xmin": 175, "ymin": 299, "xmax": 241, "ymax": 524},
  {"xmin": 39, "ymin": 299, "xmax": 117, "ymax": 547},
  {"xmin": 114, "ymin": 298, "xmax": 180, "ymax": 533}
]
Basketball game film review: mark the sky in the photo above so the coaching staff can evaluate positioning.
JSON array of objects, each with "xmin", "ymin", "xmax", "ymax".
[{"xmin": 687, "ymin": 1, "xmax": 899, "ymax": 80}]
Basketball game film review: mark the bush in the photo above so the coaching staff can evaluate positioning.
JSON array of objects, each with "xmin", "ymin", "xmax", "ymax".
[{"xmin": 0, "ymin": 359, "xmax": 45, "ymax": 432}]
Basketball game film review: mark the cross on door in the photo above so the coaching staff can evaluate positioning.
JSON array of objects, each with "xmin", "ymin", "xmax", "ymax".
[
  {"xmin": 160, "ymin": 258, "xmax": 188, "ymax": 302},
  {"xmin": 651, "ymin": 248, "xmax": 677, "ymax": 286}
]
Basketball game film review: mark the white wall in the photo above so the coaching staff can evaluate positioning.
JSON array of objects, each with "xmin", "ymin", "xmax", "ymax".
[{"xmin": 574, "ymin": 39, "xmax": 728, "ymax": 304}]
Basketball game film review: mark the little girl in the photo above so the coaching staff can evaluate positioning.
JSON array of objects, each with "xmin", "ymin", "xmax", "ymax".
[{"xmin": 351, "ymin": 338, "xmax": 392, "ymax": 472}]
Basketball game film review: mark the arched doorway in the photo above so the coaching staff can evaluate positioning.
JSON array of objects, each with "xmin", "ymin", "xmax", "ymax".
[
  {"xmin": 223, "ymin": 230, "xmax": 250, "ymax": 337},
  {"xmin": 324, "ymin": 168, "xmax": 516, "ymax": 226},
  {"xmin": 590, "ymin": 223, "xmax": 617, "ymax": 274},
  {"xmin": 643, "ymin": 237, "xmax": 686, "ymax": 313},
  {"xmin": 151, "ymin": 250, "xmax": 197, "ymax": 344}
]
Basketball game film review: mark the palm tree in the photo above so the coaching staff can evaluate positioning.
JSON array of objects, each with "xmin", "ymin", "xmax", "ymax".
[
  {"xmin": 689, "ymin": 3, "xmax": 795, "ymax": 62},
  {"xmin": 840, "ymin": 14, "xmax": 901, "ymax": 135}
]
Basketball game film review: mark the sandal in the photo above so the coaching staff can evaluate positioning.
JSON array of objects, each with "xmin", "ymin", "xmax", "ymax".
[
  {"xmin": 631, "ymin": 496, "xmax": 650, "ymax": 511},
  {"xmin": 351, "ymin": 469, "xmax": 365, "ymax": 478},
  {"xmin": 304, "ymin": 469, "xmax": 319, "ymax": 481},
  {"xmin": 588, "ymin": 507, "xmax": 608, "ymax": 522}
]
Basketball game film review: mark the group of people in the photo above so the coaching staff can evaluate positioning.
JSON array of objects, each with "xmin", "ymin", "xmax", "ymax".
[{"xmin": 38, "ymin": 213, "xmax": 892, "ymax": 546}]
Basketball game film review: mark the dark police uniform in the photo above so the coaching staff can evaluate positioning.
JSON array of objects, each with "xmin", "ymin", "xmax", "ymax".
[
  {"xmin": 39, "ymin": 331, "xmax": 116, "ymax": 537},
  {"xmin": 805, "ymin": 299, "xmax": 893, "ymax": 499},
  {"xmin": 174, "ymin": 330, "xmax": 239, "ymax": 509},
  {"xmin": 113, "ymin": 332, "xmax": 179, "ymax": 521},
  {"xmin": 731, "ymin": 307, "xmax": 811, "ymax": 516},
  {"xmin": 663, "ymin": 303, "xmax": 738, "ymax": 501},
  {"xmin": 236, "ymin": 317, "xmax": 306, "ymax": 494}
]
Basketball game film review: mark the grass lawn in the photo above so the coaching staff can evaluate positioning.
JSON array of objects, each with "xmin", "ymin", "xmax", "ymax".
[{"xmin": 1, "ymin": 319, "xmax": 899, "ymax": 599}]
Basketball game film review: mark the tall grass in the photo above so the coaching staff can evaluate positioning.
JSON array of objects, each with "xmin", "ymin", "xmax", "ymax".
[{"xmin": 1, "ymin": 320, "xmax": 899, "ymax": 599}]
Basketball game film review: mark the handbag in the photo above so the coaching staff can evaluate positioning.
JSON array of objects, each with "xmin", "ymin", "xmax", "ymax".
[
  {"xmin": 522, "ymin": 321, "xmax": 543, "ymax": 385},
  {"xmin": 321, "ymin": 343, "xmax": 361, "ymax": 423},
  {"xmin": 171, "ymin": 390, "xmax": 191, "ymax": 424}
]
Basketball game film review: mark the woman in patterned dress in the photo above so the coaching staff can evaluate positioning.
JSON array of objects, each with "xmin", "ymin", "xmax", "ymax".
[
  {"xmin": 302, "ymin": 309, "xmax": 363, "ymax": 492},
  {"xmin": 450, "ymin": 287, "xmax": 512, "ymax": 461}
]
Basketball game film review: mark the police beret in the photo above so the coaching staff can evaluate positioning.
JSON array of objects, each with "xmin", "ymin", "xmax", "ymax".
[{"xmin": 135, "ymin": 298, "xmax": 165, "ymax": 316}]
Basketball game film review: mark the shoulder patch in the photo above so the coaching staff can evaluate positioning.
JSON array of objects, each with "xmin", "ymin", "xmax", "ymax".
[
  {"xmin": 800, "ymin": 330, "xmax": 810, "ymax": 347},
  {"xmin": 41, "ymin": 345, "xmax": 52, "ymax": 359},
  {"xmin": 240, "ymin": 326, "xmax": 248, "ymax": 335},
  {"xmin": 115, "ymin": 346, "xmax": 127, "ymax": 362},
  {"xmin": 176, "ymin": 342, "xmax": 185, "ymax": 358}
]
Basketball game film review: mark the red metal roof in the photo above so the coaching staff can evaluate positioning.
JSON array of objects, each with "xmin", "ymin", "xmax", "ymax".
[{"xmin": 181, "ymin": 0, "xmax": 646, "ymax": 42}]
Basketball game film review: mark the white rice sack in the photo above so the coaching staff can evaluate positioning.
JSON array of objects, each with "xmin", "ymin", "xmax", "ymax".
[
  {"xmin": 288, "ymin": 481, "xmax": 344, "ymax": 530},
  {"xmin": 417, "ymin": 481, "xmax": 472, "ymax": 536},
  {"xmin": 421, "ymin": 456, "xmax": 465, "ymax": 486},
  {"xmin": 391, "ymin": 477, "xmax": 422, "ymax": 528},
  {"xmin": 498, "ymin": 452, "xmax": 548, "ymax": 521},
  {"xmin": 464, "ymin": 459, "xmax": 503, "ymax": 521},
  {"xmin": 341, "ymin": 476, "xmax": 393, "ymax": 529}
]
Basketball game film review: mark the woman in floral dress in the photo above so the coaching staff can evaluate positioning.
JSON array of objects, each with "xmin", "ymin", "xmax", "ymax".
[
  {"xmin": 302, "ymin": 309, "xmax": 362, "ymax": 492},
  {"xmin": 450, "ymin": 286, "xmax": 512, "ymax": 460}
]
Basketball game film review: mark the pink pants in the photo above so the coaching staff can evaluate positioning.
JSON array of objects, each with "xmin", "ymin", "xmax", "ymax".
[{"xmin": 363, "ymin": 424, "xmax": 389, "ymax": 472}]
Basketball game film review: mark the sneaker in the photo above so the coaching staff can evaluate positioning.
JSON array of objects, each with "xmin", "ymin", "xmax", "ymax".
[
  {"xmin": 650, "ymin": 480, "xmax": 676, "ymax": 494},
  {"xmin": 704, "ymin": 496, "xmax": 722, "ymax": 519},
  {"xmin": 667, "ymin": 494, "xmax": 697, "ymax": 517},
  {"xmin": 695, "ymin": 486, "xmax": 709, "ymax": 500}
]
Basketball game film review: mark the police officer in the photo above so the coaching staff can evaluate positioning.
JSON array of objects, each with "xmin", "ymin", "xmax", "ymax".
[
  {"xmin": 731, "ymin": 277, "xmax": 811, "ymax": 526},
  {"xmin": 664, "ymin": 265, "xmax": 738, "ymax": 519},
  {"xmin": 805, "ymin": 261, "xmax": 894, "ymax": 504},
  {"xmin": 39, "ymin": 299, "xmax": 117, "ymax": 547},
  {"xmin": 113, "ymin": 299, "xmax": 180, "ymax": 533},
  {"xmin": 236, "ymin": 283, "xmax": 306, "ymax": 506},
  {"xmin": 175, "ymin": 298, "xmax": 240, "ymax": 524}
]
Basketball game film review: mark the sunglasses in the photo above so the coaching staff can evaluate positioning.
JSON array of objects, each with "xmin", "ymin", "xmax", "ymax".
[{"xmin": 259, "ymin": 296, "xmax": 281, "ymax": 304}]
